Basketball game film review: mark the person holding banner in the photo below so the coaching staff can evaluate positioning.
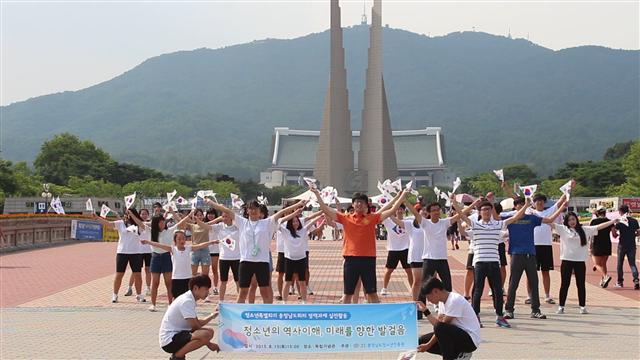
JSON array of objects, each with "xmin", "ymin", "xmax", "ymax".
[
  {"xmin": 416, "ymin": 277, "xmax": 480, "ymax": 360},
  {"xmin": 310, "ymin": 187, "xmax": 407, "ymax": 304},
  {"xmin": 205, "ymin": 198, "xmax": 307, "ymax": 304},
  {"xmin": 92, "ymin": 209, "xmax": 146, "ymax": 304},
  {"xmin": 158, "ymin": 274, "xmax": 220, "ymax": 360}
]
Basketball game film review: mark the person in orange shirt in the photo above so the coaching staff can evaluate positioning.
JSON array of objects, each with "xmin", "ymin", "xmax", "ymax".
[{"xmin": 310, "ymin": 186, "xmax": 407, "ymax": 304}]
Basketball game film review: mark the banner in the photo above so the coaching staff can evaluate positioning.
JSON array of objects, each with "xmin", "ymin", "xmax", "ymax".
[
  {"xmin": 218, "ymin": 303, "xmax": 417, "ymax": 353},
  {"xmin": 71, "ymin": 220, "xmax": 103, "ymax": 240},
  {"xmin": 102, "ymin": 224, "xmax": 119, "ymax": 242}
]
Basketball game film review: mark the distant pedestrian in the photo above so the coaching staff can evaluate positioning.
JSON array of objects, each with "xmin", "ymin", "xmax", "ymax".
[{"xmin": 612, "ymin": 205, "xmax": 640, "ymax": 290}]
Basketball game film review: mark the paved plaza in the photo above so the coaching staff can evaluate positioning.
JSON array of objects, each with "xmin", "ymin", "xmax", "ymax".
[{"xmin": 1, "ymin": 240, "xmax": 639, "ymax": 359}]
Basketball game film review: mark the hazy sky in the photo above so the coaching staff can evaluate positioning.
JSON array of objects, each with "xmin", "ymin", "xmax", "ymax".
[{"xmin": 1, "ymin": 0, "xmax": 638, "ymax": 106}]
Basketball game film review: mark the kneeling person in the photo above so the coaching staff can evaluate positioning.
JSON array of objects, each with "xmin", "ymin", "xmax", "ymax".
[
  {"xmin": 417, "ymin": 277, "xmax": 481, "ymax": 360},
  {"xmin": 158, "ymin": 275, "xmax": 220, "ymax": 360}
]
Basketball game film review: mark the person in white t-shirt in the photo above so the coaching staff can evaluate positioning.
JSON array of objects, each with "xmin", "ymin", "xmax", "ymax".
[
  {"xmin": 550, "ymin": 212, "xmax": 618, "ymax": 314},
  {"xmin": 125, "ymin": 208, "xmax": 152, "ymax": 298},
  {"xmin": 142, "ymin": 230, "xmax": 218, "ymax": 299},
  {"xmin": 278, "ymin": 207, "xmax": 316, "ymax": 303},
  {"xmin": 93, "ymin": 209, "xmax": 146, "ymax": 304},
  {"xmin": 207, "ymin": 212, "xmax": 240, "ymax": 303},
  {"xmin": 416, "ymin": 277, "xmax": 480, "ymax": 360},
  {"xmin": 380, "ymin": 204, "xmax": 414, "ymax": 296},
  {"xmin": 158, "ymin": 274, "xmax": 219, "ymax": 360},
  {"xmin": 206, "ymin": 198, "xmax": 307, "ymax": 304}
]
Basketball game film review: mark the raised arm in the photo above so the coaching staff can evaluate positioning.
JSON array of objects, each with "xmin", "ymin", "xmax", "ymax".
[
  {"xmin": 379, "ymin": 190, "xmax": 407, "ymax": 222},
  {"xmin": 405, "ymin": 200, "xmax": 422, "ymax": 224},
  {"xmin": 91, "ymin": 214, "xmax": 117, "ymax": 230},
  {"xmin": 205, "ymin": 199, "xmax": 235, "ymax": 221},
  {"xmin": 542, "ymin": 203, "xmax": 567, "ymax": 224},
  {"xmin": 595, "ymin": 218, "xmax": 619, "ymax": 231},
  {"xmin": 310, "ymin": 187, "xmax": 337, "ymax": 222},
  {"xmin": 141, "ymin": 239, "xmax": 172, "ymax": 252},
  {"xmin": 303, "ymin": 210, "xmax": 324, "ymax": 223},
  {"xmin": 501, "ymin": 181, "xmax": 516, "ymax": 199},
  {"xmin": 505, "ymin": 197, "xmax": 531, "ymax": 226},
  {"xmin": 192, "ymin": 239, "xmax": 220, "ymax": 251},
  {"xmin": 273, "ymin": 200, "xmax": 307, "ymax": 221},
  {"xmin": 279, "ymin": 207, "xmax": 304, "ymax": 224},
  {"xmin": 176, "ymin": 209, "xmax": 195, "ymax": 229},
  {"xmin": 194, "ymin": 217, "xmax": 212, "ymax": 231},
  {"xmin": 206, "ymin": 216, "xmax": 224, "ymax": 225}
]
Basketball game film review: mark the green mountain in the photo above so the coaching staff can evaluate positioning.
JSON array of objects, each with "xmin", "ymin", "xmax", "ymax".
[{"xmin": 2, "ymin": 25, "xmax": 638, "ymax": 179}]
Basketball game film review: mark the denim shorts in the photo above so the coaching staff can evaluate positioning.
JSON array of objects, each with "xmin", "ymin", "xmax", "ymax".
[
  {"xmin": 191, "ymin": 247, "xmax": 211, "ymax": 266},
  {"xmin": 150, "ymin": 252, "xmax": 173, "ymax": 273}
]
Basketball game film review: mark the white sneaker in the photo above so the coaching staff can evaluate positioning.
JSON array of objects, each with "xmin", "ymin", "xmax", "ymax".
[
  {"xmin": 148, "ymin": 305, "xmax": 157, "ymax": 312},
  {"xmin": 111, "ymin": 294, "xmax": 118, "ymax": 303},
  {"xmin": 212, "ymin": 288, "xmax": 219, "ymax": 295},
  {"xmin": 556, "ymin": 306, "xmax": 565, "ymax": 314},
  {"xmin": 580, "ymin": 307, "xmax": 588, "ymax": 314},
  {"xmin": 380, "ymin": 288, "xmax": 389, "ymax": 296},
  {"xmin": 136, "ymin": 294, "xmax": 146, "ymax": 303},
  {"xmin": 456, "ymin": 352, "xmax": 473, "ymax": 360},
  {"xmin": 488, "ymin": 289, "xmax": 493, "ymax": 296}
]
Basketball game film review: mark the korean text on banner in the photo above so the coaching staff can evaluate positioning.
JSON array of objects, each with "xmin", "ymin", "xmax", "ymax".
[
  {"xmin": 218, "ymin": 302, "xmax": 417, "ymax": 353},
  {"xmin": 71, "ymin": 220, "xmax": 103, "ymax": 240}
]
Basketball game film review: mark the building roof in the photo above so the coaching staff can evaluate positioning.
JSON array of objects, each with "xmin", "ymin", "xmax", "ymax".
[{"xmin": 270, "ymin": 127, "xmax": 445, "ymax": 171}]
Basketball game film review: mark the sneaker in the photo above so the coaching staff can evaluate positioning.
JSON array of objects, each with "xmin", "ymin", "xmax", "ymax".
[
  {"xmin": 556, "ymin": 306, "xmax": 565, "ymax": 314},
  {"xmin": 169, "ymin": 354, "xmax": 185, "ymax": 360},
  {"xmin": 380, "ymin": 288, "xmax": 389, "ymax": 296},
  {"xmin": 124, "ymin": 287, "xmax": 133, "ymax": 296},
  {"xmin": 488, "ymin": 289, "xmax": 493, "ymax": 296},
  {"xmin": 289, "ymin": 288, "xmax": 295, "ymax": 295},
  {"xmin": 136, "ymin": 294, "xmax": 146, "ymax": 303},
  {"xmin": 614, "ymin": 283, "xmax": 623, "ymax": 288},
  {"xmin": 580, "ymin": 307, "xmax": 588, "ymax": 314},
  {"xmin": 148, "ymin": 305, "xmax": 157, "ymax": 312},
  {"xmin": 456, "ymin": 352, "xmax": 472, "ymax": 360},
  {"xmin": 111, "ymin": 294, "xmax": 118, "ymax": 303},
  {"xmin": 531, "ymin": 311, "xmax": 547, "ymax": 319},
  {"xmin": 602, "ymin": 275, "xmax": 612, "ymax": 288},
  {"xmin": 145, "ymin": 286, "xmax": 151, "ymax": 296},
  {"xmin": 635, "ymin": 283, "xmax": 639, "ymax": 290},
  {"xmin": 544, "ymin": 298, "xmax": 556, "ymax": 304},
  {"xmin": 308, "ymin": 287, "xmax": 314, "ymax": 295},
  {"xmin": 495, "ymin": 317, "xmax": 511, "ymax": 328},
  {"xmin": 275, "ymin": 295, "xmax": 283, "ymax": 301},
  {"xmin": 455, "ymin": 244, "xmax": 460, "ymax": 250},
  {"xmin": 524, "ymin": 298, "xmax": 532, "ymax": 305},
  {"xmin": 212, "ymin": 288, "xmax": 219, "ymax": 295},
  {"xmin": 504, "ymin": 311, "xmax": 514, "ymax": 319}
]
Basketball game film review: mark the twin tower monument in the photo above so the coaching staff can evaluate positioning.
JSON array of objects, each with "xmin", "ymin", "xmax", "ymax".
[{"xmin": 314, "ymin": 0, "xmax": 397, "ymax": 195}]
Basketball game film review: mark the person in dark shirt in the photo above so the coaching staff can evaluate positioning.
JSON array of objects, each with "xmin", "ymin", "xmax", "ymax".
[
  {"xmin": 612, "ymin": 205, "xmax": 640, "ymax": 290},
  {"xmin": 590, "ymin": 207, "xmax": 615, "ymax": 288}
]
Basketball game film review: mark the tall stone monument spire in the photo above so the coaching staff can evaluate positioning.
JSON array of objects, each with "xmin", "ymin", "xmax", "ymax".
[
  {"xmin": 358, "ymin": 0, "xmax": 398, "ymax": 194},
  {"xmin": 314, "ymin": 0, "xmax": 354, "ymax": 194}
]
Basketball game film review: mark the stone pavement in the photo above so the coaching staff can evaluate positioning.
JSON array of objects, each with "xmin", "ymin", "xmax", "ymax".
[{"xmin": 1, "ymin": 239, "xmax": 639, "ymax": 359}]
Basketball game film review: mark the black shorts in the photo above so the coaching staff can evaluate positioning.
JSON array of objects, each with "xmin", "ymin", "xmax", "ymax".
[
  {"xmin": 410, "ymin": 262, "xmax": 423, "ymax": 269},
  {"xmin": 142, "ymin": 253, "xmax": 152, "ymax": 268},
  {"xmin": 592, "ymin": 239, "xmax": 612, "ymax": 256},
  {"xmin": 285, "ymin": 257, "xmax": 308, "ymax": 281},
  {"xmin": 535, "ymin": 245, "xmax": 554, "ymax": 271},
  {"xmin": 306, "ymin": 251, "xmax": 310, "ymax": 269},
  {"xmin": 276, "ymin": 252, "xmax": 286, "ymax": 273},
  {"xmin": 498, "ymin": 243, "xmax": 508, "ymax": 266},
  {"xmin": 171, "ymin": 278, "xmax": 190, "ymax": 299},
  {"xmin": 162, "ymin": 330, "xmax": 192, "ymax": 354},
  {"xmin": 219, "ymin": 259, "xmax": 240, "ymax": 282},
  {"xmin": 116, "ymin": 253, "xmax": 143, "ymax": 273},
  {"xmin": 239, "ymin": 261, "xmax": 270, "ymax": 288},
  {"xmin": 343, "ymin": 256, "xmax": 377, "ymax": 295},
  {"xmin": 466, "ymin": 253, "xmax": 474, "ymax": 270},
  {"xmin": 210, "ymin": 253, "xmax": 220, "ymax": 257},
  {"xmin": 385, "ymin": 249, "xmax": 410, "ymax": 269}
]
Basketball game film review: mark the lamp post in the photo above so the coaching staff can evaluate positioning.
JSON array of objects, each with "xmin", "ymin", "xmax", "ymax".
[{"xmin": 41, "ymin": 183, "xmax": 52, "ymax": 213}]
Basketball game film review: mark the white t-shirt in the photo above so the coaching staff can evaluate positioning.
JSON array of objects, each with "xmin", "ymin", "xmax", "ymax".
[
  {"xmin": 235, "ymin": 215, "xmax": 278, "ymax": 263},
  {"xmin": 115, "ymin": 220, "xmax": 141, "ymax": 254},
  {"xmin": 138, "ymin": 222, "xmax": 152, "ymax": 254},
  {"xmin": 555, "ymin": 224, "xmax": 598, "ymax": 262},
  {"xmin": 158, "ymin": 290, "xmax": 197, "ymax": 347},
  {"xmin": 528, "ymin": 204, "xmax": 558, "ymax": 246},
  {"xmin": 207, "ymin": 227, "xmax": 220, "ymax": 254},
  {"xmin": 172, "ymin": 245, "xmax": 193, "ymax": 280},
  {"xmin": 383, "ymin": 218, "xmax": 411, "ymax": 251},
  {"xmin": 420, "ymin": 217, "xmax": 451, "ymax": 260},
  {"xmin": 152, "ymin": 225, "xmax": 179, "ymax": 254},
  {"xmin": 276, "ymin": 228, "xmax": 286, "ymax": 253},
  {"xmin": 408, "ymin": 221, "xmax": 425, "ymax": 264},
  {"xmin": 280, "ymin": 219, "xmax": 309, "ymax": 260},
  {"xmin": 210, "ymin": 223, "xmax": 240, "ymax": 260},
  {"xmin": 471, "ymin": 218, "xmax": 506, "ymax": 265},
  {"xmin": 437, "ymin": 292, "xmax": 482, "ymax": 347}
]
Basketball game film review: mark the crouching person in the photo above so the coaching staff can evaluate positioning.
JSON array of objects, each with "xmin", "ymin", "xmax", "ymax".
[
  {"xmin": 159, "ymin": 274, "xmax": 220, "ymax": 360},
  {"xmin": 416, "ymin": 277, "xmax": 481, "ymax": 360}
]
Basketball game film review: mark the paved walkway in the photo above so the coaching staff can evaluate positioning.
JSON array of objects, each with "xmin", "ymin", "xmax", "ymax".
[{"xmin": 1, "ymin": 239, "xmax": 639, "ymax": 359}]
